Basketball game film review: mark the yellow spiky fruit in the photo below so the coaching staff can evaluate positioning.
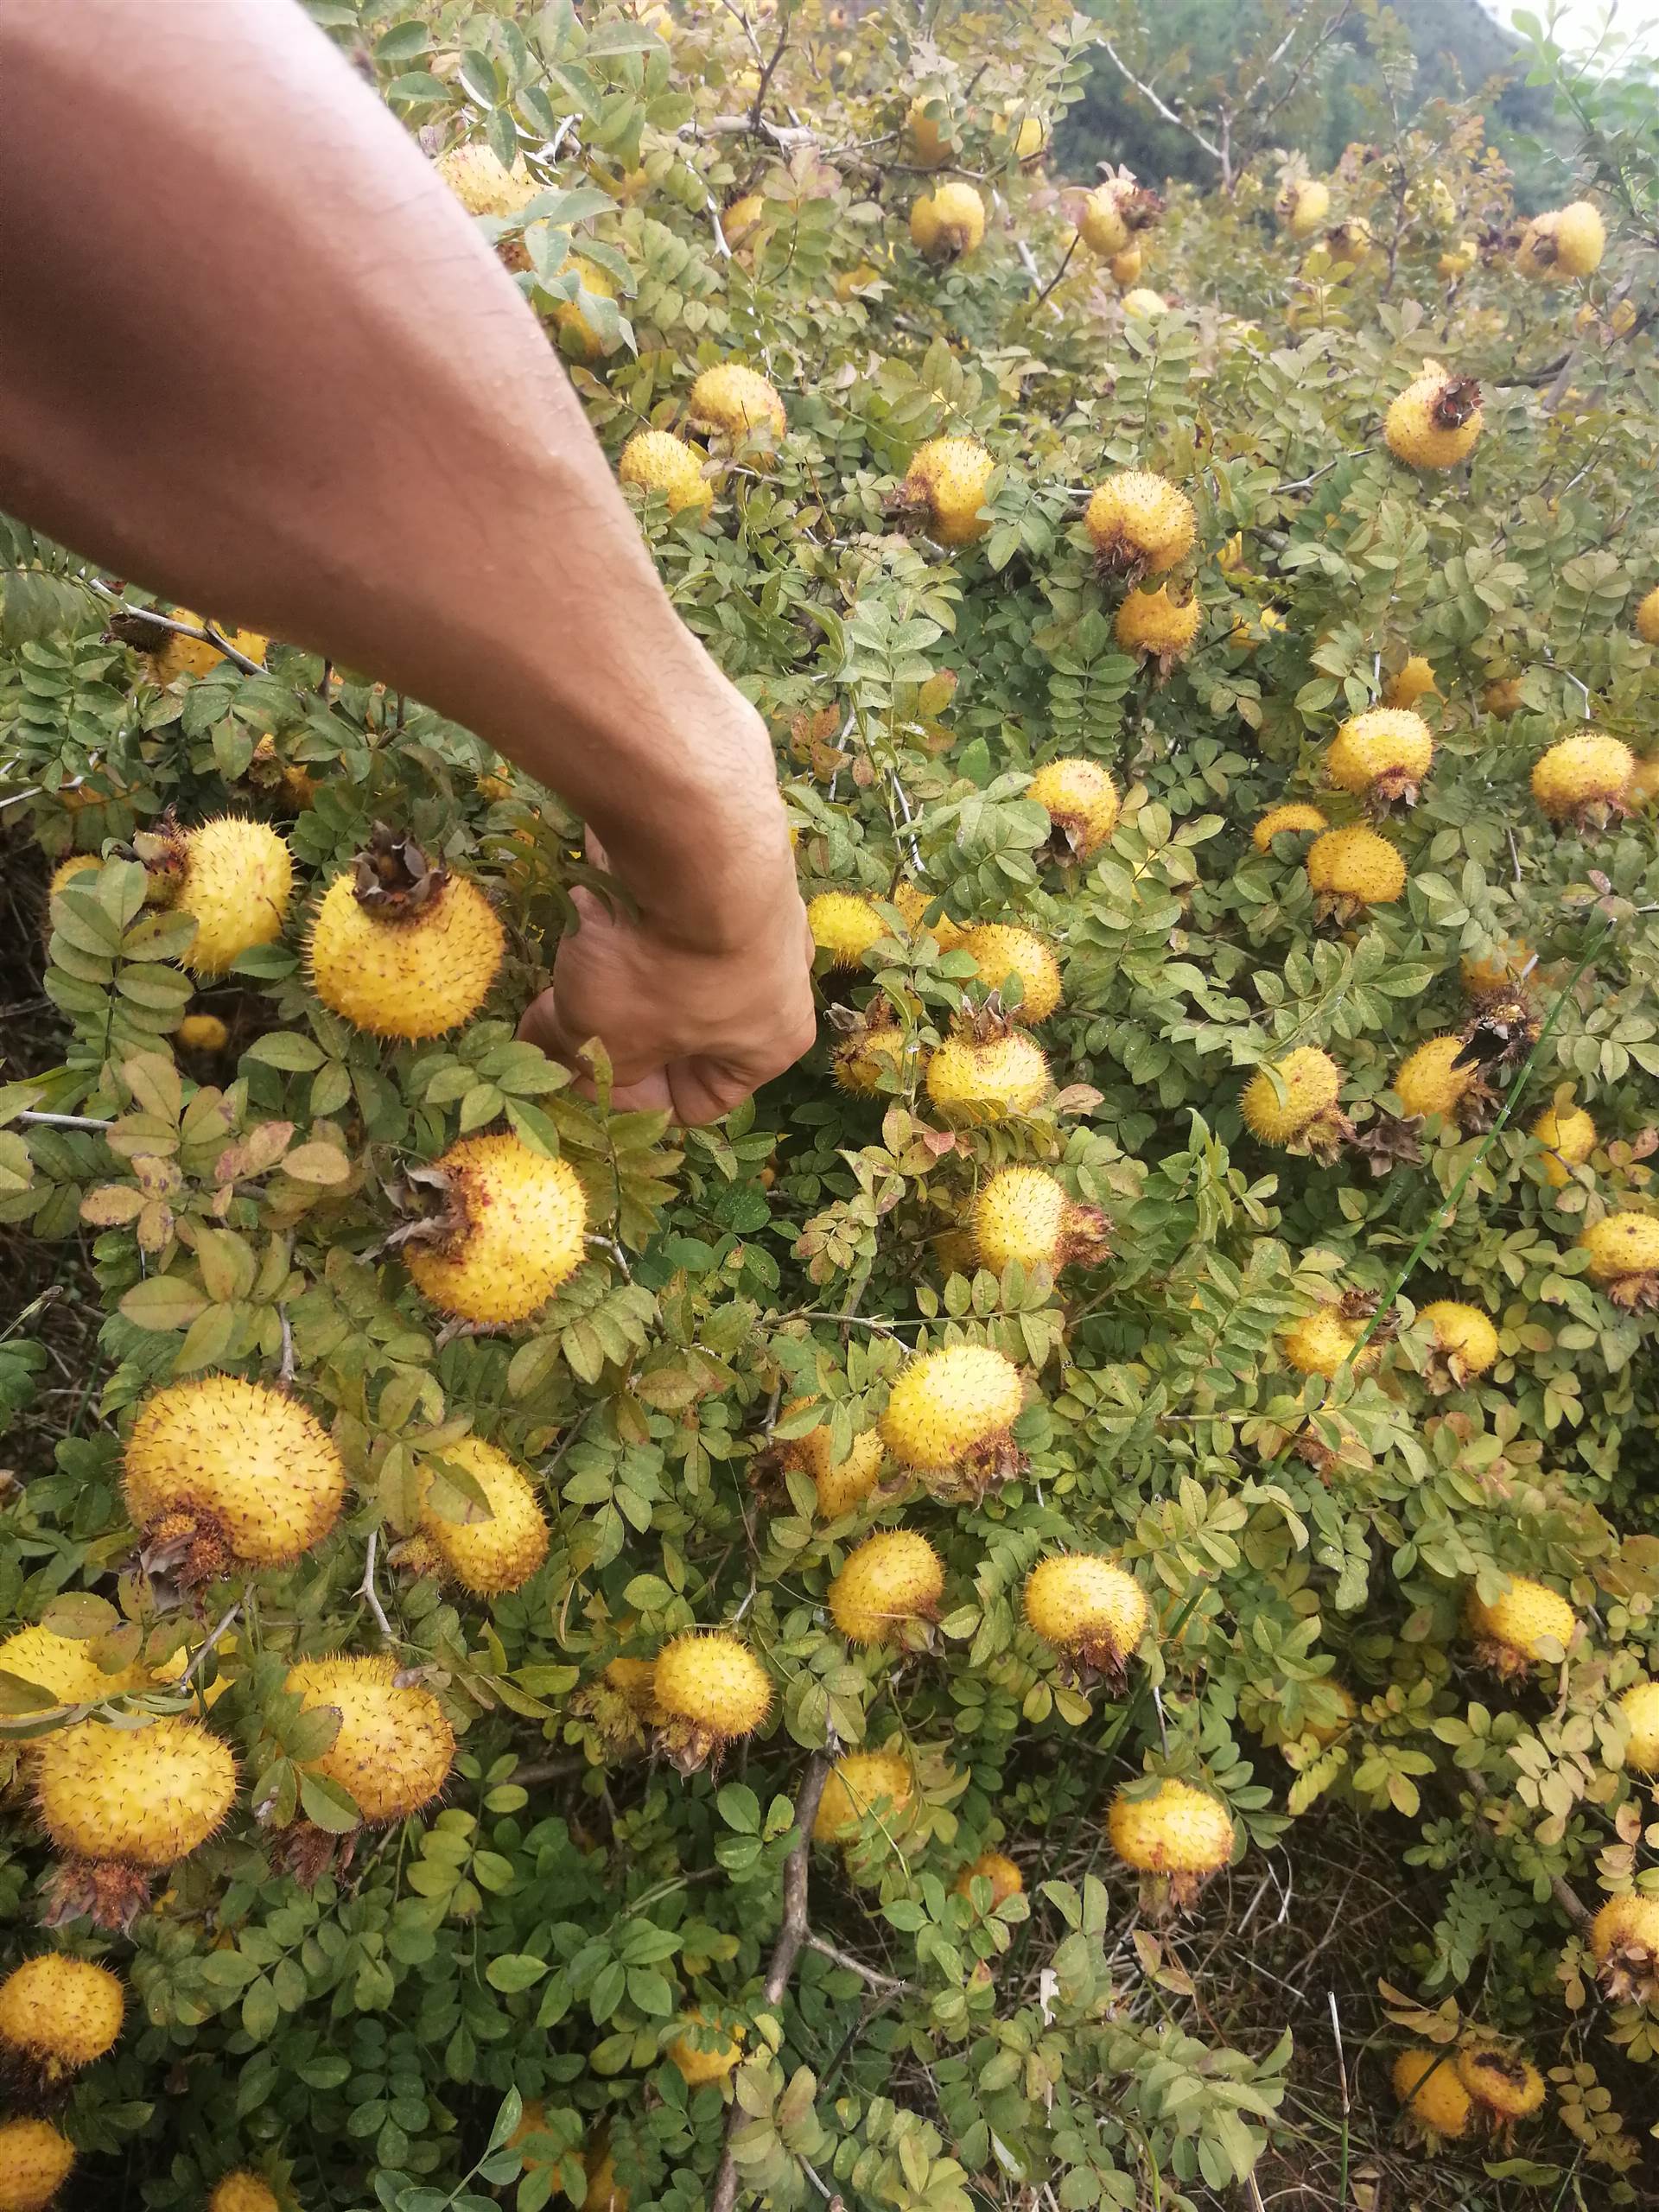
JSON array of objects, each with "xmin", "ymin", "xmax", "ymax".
[
  {"xmin": 925, "ymin": 1027, "xmax": 1050, "ymax": 1120},
  {"xmin": 1325, "ymin": 217, "xmax": 1372, "ymax": 263},
  {"xmin": 954, "ymin": 1851, "xmax": 1022, "ymax": 1906},
  {"xmin": 1277, "ymin": 177, "xmax": 1330, "ymax": 236},
  {"xmin": 688, "ymin": 364, "xmax": 785, "ymax": 440},
  {"xmin": 1465, "ymin": 1579, "xmax": 1577, "ymax": 1675},
  {"xmin": 124, "ymin": 1376, "xmax": 346, "ymax": 1573},
  {"xmin": 36, "ymin": 1716, "xmax": 235, "ymax": 1868},
  {"xmin": 175, "ymin": 1011, "xmax": 229, "ymax": 1052},
  {"xmin": 415, "ymin": 1435, "xmax": 549, "ymax": 1594},
  {"xmin": 652, "ymin": 1633, "xmax": 772, "ymax": 1766},
  {"xmin": 1461, "ymin": 939, "xmax": 1533, "ymax": 997},
  {"xmin": 665, "ymin": 2012, "xmax": 744, "ymax": 2088},
  {"xmin": 911, "ymin": 181, "xmax": 985, "ymax": 258},
  {"xmin": 960, "ymin": 924, "xmax": 1061, "ymax": 1022},
  {"xmin": 1252, "ymin": 803, "xmax": 1327, "ymax": 852},
  {"xmin": 1382, "ymin": 656, "xmax": 1439, "ymax": 710},
  {"xmin": 1114, "ymin": 585, "xmax": 1200, "ymax": 664},
  {"xmin": 171, "ymin": 818, "xmax": 292, "ymax": 976},
  {"xmin": 1517, "ymin": 200, "xmax": 1605, "ymax": 280},
  {"xmin": 1484, "ymin": 677, "xmax": 1527, "ymax": 719},
  {"xmin": 1531, "ymin": 733, "xmax": 1633, "ymax": 824},
  {"xmin": 603, "ymin": 1656, "xmax": 661, "ymax": 1725},
  {"xmin": 1533, "ymin": 1102, "xmax": 1596, "ymax": 1187},
  {"xmin": 1078, "ymin": 184, "xmax": 1129, "ymax": 256},
  {"xmin": 1023, "ymin": 1554, "xmax": 1148, "ymax": 1677},
  {"xmin": 831, "ymin": 1010, "xmax": 910, "ymax": 1096},
  {"xmin": 552, "ymin": 256, "xmax": 617, "ymax": 360},
  {"xmin": 1027, "ymin": 758, "xmax": 1119, "ymax": 858},
  {"xmin": 1384, "ymin": 363, "xmax": 1484, "ymax": 469},
  {"xmin": 146, "ymin": 610, "xmax": 268, "ymax": 686},
  {"xmin": 1122, "ymin": 288, "xmax": 1167, "ymax": 318},
  {"xmin": 1326, "ymin": 707, "xmax": 1433, "ymax": 801},
  {"xmin": 1084, "ymin": 472, "xmax": 1196, "ymax": 575},
  {"xmin": 971, "ymin": 1166, "xmax": 1106, "ymax": 1274},
  {"xmin": 404, "ymin": 1134, "xmax": 587, "ymax": 1325},
  {"xmin": 1628, "ymin": 755, "xmax": 1659, "ymax": 808},
  {"xmin": 1419, "ymin": 1300, "xmax": 1498, "ymax": 1384},
  {"xmin": 1305, "ymin": 823, "xmax": 1405, "ymax": 906},
  {"xmin": 1392, "ymin": 2050, "xmax": 1472, "ymax": 2140},
  {"xmin": 891, "ymin": 881, "xmax": 965, "ymax": 949},
  {"xmin": 1579, "ymin": 1211, "xmax": 1659, "ymax": 1308},
  {"xmin": 1590, "ymin": 1894, "xmax": 1659, "ymax": 2004},
  {"xmin": 1440, "ymin": 238, "xmax": 1478, "ymax": 277},
  {"xmin": 0, "ymin": 1957, "xmax": 123, "ymax": 2085},
  {"xmin": 722, "ymin": 194, "xmax": 765, "ymax": 246},
  {"xmin": 209, "ymin": 2177, "xmax": 277, "ymax": 2212},
  {"xmin": 808, "ymin": 891, "xmax": 888, "ymax": 969},
  {"xmin": 1239, "ymin": 1048, "xmax": 1346, "ymax": 1149},
  {"xmin": 828, "ymin": 1529, "xmax": 944, "ymax": 1646},
  {"xmin": 0, "ymin": 2120, "xmax": 75, "ymax": 2212},
  {"xmin": 880, "ymin": 1343, "xmax": 1024, "ymax": 1478},
  {"xmin": 1281, "ymin": 1309, "xmax": 1376, "ymax": 1379},
  {"xmin": 435, "ymin": 143, "xmax": 537, "ymax": 219},
  {"xmin": 783, "ymin": 1425, "xmax": 886, "ymax": 1517},
  {"xmin": 1107, "ymin": 1779, "xmax": 1235, "ymax": 1907},
  {"xmin": 1109, "ymin": 243, "xmax": 1142, "ymax": 287},
  {"xmin": 619, "ymin": 429, "xmax": 713, "ymax": 518},
  {"xmin": 1637, "ymin": 586, "xmax": 1659, "ymax": 645},
  {"xmin": 308, "ymin": 853, "xmax": 504, "ymax": 1039},
  {"xmin": 48, "ymin": 855, "xmax": 101, "ymax": 899},
  {"xmin": 286, "ymin": 1654, "xmax": 454, "ymax": 1823},
  {"xmin": 1617, "ymin": 1680, "xmax": 1659, "ymax": 1771},
  {"xmin": 901, "ymin": 437, "xmax": 996, "ymax": 547},
  {"xmin": 812, "ymin": 1749, "xmax": 915, "ymax": 1841},
  {"xmin": 0, "ymin": 1625, "xmax": 148, "ymax": 1709},
  {"xmin": 1395, "ymin": 1036, "xmax": 1476, "ymax": 1122},
  {"xmin": 904, "ymin": 96, "xmax": 954, "ymax": 169}
]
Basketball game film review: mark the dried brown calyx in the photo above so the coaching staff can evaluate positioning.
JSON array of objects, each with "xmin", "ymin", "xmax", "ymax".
[
  {"xmin": 1433, "ymin": 378, "xmax": 1482, "ymax": 429},
  {"xmin": 353, "ymin": 824, "xmax": 448, "ymax": 918}
]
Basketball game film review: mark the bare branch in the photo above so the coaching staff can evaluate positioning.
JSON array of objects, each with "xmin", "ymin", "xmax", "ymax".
[
  {"xmin": 1097, "ymin": 35, "xmax": 1222, "ymax": 162},
  {"xmin": 359, "ymin": 1527, "xmax": 393, "ymax": 1638},
  {"xmin": 177, "ymin": 1603, "xmax": 240, "ymax": 1690},
  {"xmin": 804, "ymin": 1933, "xmax": 911, "ymax": 1992}
]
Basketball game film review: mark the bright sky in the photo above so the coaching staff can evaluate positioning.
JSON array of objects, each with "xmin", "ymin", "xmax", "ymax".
[{"xmin": 1484, "ymin": 0, "xmax": 1659, "ymax": 59}]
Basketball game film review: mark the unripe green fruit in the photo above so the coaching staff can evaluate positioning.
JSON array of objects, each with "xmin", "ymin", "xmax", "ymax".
[{"xmin": 286, "ymin": 1655, "xmax": 454, "ymax": 1822}]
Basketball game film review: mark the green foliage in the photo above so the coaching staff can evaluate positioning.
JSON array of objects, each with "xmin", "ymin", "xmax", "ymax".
[{"xmin": 3, "ymin": 3, "xmax": 1659, "ymax": 2209}]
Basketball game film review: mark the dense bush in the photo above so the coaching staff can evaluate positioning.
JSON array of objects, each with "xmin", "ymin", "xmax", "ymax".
[{"xmin": 3, "ymin": 3, "xmax": 1659, "ymax": 2209}]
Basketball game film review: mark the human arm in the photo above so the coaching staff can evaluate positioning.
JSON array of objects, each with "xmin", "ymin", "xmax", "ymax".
[{"xmin": 0, "ymin": 0, "xmax": 813, "ymax": 1122}]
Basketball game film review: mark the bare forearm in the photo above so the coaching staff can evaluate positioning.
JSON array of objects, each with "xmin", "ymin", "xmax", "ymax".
[{"xmin": 0, "ymin": 0, "xmax": 779, "ymax": 934}]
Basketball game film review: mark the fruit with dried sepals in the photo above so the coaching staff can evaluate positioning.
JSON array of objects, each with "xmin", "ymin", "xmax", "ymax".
[
  {"xmin": 898, "ymin": 437, "xmax": 995, "ymax": 547},
  {"xmin": 1589, "ymin": 1893, "xmax": 1659, "ymax": 2005},
  {"xmin": 971, "ymin": 1166, "xmax": 1108, "ymax": 1274},
  {"xmin": 1084, "ymin": 471, "xmax": 1196, "ymax": 578},
  {"xmin": 828, "ymin": 1529, "xmax": 943, "ymax": 1645},
  {"xmin": 1325, "ymin": 707, "xmax": 1433, "ymax": 806},
  {"xmin": 1385, "ymin": 361, "xmax": 1483, "ymax": 468},
  {"xmin": 652, "ymin": 1632, "xmax": 772, "ymax": 1773},
  {"xmin": 1579, "ymin": 1211, "xmax": 1659, "ymax": 1310},
  {"xmin": 1107, "ymin": 1778, "xmax": 1235, "ymax": 1910},
  {"xmin": 960, "ymin": 924, "xmax": 1061, "ymax": 1022},
  {"xmin": 812, "ymin": 1750, "xmax": 915, "ymax": 1841},
  {"xmin": 1516, "ymin": 200, "xmax": 1605, "ymax": 280},
  {"xmin": 35, "ymin": 1715, "xmax": 236, "ymax": 1929},
  {"xmin": 1023, "ymin": 1554, "xmax": 1148, "ymax": 1681},
  {"xmin": 124, "ymin": 1376, "xmax": 346, "ymax": 1577},
  {"xmin": 404, "ymin": 1133, "xmax": 587, "ymax": 1325},
  {"xmin": 1531, "ymin": 733, "xmax": 1633, "ymax": 829},
  {"xmin": 0, "ymin": 1956, "xmax": 123, "ymax": 2090},
  {"xmin": 1465, "ymin": 1578, "xmax": 1577, "ymax": 1678},
  {"xmin": 285, "ymin": 1655, "xmax": 455, "ymax": 1822},
  {"xmin": 1026, "ymin": 758, "xmax": 1119, "ymax": 859},
  {"xmin": 308, "ymin": 828, "xmax": 503, "ymax": 1039},
  {"xmin": 880, "ymin": 1344, "xmax": 1025, "ymax": 1492},
  {"xmin": 1417, "ymin": 1300, "xmax": 1499, "ymax": 1388},
  {"xmin": 1239, "ymin": 1048, "xmax": 1352, "ymax": 1157}
]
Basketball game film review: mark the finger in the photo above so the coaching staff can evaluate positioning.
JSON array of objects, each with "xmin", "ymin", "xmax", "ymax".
[
  {"xmin": 516, "ymin": 985, "xmax": 571, "ymax": 1060},
  {"xmin": 607, "ymin": 1066, "xmax": 677, "ymax": 1115},
  {"xmin": 664, "ymin": 1057, "xmax": 759, "ymax": 1128}
]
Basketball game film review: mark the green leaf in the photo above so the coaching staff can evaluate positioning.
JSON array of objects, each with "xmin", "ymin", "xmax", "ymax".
[{"xmin": 485, "ymin": 1954, "xmax": 548, "ymax": 1993}]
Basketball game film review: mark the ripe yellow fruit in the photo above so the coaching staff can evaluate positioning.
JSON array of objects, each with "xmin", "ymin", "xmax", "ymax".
[
  {"xmin": 1579, "ymin": 1211, "xmax": 1659, "ymax": 1308},
  {"xmin": 653, "ymin": 1633, "xmax": 772, "ymax": 1760},
  {"xmin": 828, "ymin": 1529, "xmax": 944, "ymax": 1645},
  {"xmin": 784, "ymin": 1423, "xmax": 885, "ymax": 1516},
  {"xmin": 925, "ymin": 1027, "xmax": 1050, "ymax": 1120},
  {"xmin": 124, "ymin": 1376, "xmax": 346, "ymax": 1573},
  {"xmin": 1109, "ymin": 243, "xmax": 1143, "ymax": 286},
  {"xmin": 1023, "ymin": 1554, "xmax": 1148, "ymax": 1675},
  {"xmin": 1027, "ymin": 758, "xmax": 1119, "ymax": 859},
  {"xmin": 435, "ymin": 143, "xmax": 537, "ymax": 219},
  {"xmin": 1517, "ymin": 200, "xmax": 1605, "ymax": 280},
  {"xmin": 553, "ymin": 257, "xmax": 617, "ymax": 360},
  {"xmin": 171, "ymin": 818, "xmax": 293, "ymax": 976},
  {"xmin": 1252, "ymin": 802, "xmax": 1327, "ymax": 852},
  {"xmin": 48, "ymin": 855, "xmax": 101, "ymax": 899},
  {"xmin": 1419, "ymin": 1300, "xmax": 1499, "ymax": 1382},
  {"xmin": 146, "ymin": 609, "xmax": 268, "ymax": 686},
  {"xmin": 1007, "ymin": 115, "xmax": 1046, "ymax": 164},
  {"xmin": 891, "ymin": 880, "xmax": 965, "ymax": 949},
  {"xmin": 1395, "ymin": 1035, "xmax": 1476, "ymax": 1122},
  {"xmin": 808, "ymin": 891, "xmax": 888, "ymax": 969},
  {"xmin": 1115, "ymin": 584, "xmax": 1200, "ymax": 664},
  {"xmin": 1637, "ymin": 585, "xmax": 1659, "ymax": 644},
  {"xmin": 960, "ymin": 923, "xmax": 1061, "ymax": 1022},
  {"xmin": 1617, "ymin": 1680, "xmax": 1659, "ymax": 1770},
  {"xmin": 1484, "ymin": 677, "xmax": 1526, "ymax": 719},
  {"xmin": 688, "ymin": 364, "xmax": 785, "ymax": 440},
  {"xmin": 1326, "ymin": 707, "xmax": 1433, "ymax": 800},
  {"xmin": 972, "ymin": 1166, "xmax": 1106, "ymax": 1274},
  {"xmin": 1281, "ymin": 1309, "xmax": 1376, "ymax": 1379},
  {"xmin": 1121, "ymin": 288, "xmax": 1167, "ymax": 318},
  {"xmin": 416, "ymin": 1435, "xmax": 549, "ymax": 1594},
  {"xmin": 1385, "ymin": 362, "xmax": 1484, "ymax": 469},
  {"xmin": 1440, "ymin": 238, "xmax": 1478, "ymax": 277},
  {"xmin": 1590, "ymin": 1893, "xmax": 1659, "ymax": 2004},
  {"xmin": 665, "ymin": 2012, "xmax": 744, "ymax": 2088},
  {"xmin": 1084, "ymin": 471, "xmax": 1196, "ymax": 575},
  {"xmin": 831, "ymin": 1009, "xmax": 909, "ymax": 1096},
  {"xmin": 1533, "ymin": 1102, "xmax": 1596, "ymax": 1187},
  {"xmin": 722, "ymin": 194, "xmax": 766, "ymax": 247},
  {"xmin": 1078, "ymin": 184, "xmax": 1129, "ymax": 257},
  {"xmin": 1305, "ymin": 823, "xmax": 1405, "ymax": 905},
  {"xmin": 36, "ymin": 1716, "xmax": 235, "ymax": 1867},
  {"xmin": 904, "ymin": 96, "xmax": 954, "ymax": 169},
  {"xmin": 900, "ymin": 436, "xmax": 996, "ymax": 547},
  {"xmin": 286, "ymin": 1654, "xmax": 454, "ymax": 1822},
  {"xmin": 175, "ymin": 1011, "xmax": 229, "ymax": 1052},
  {"xmin": 1277, "ymin": 177, "xmax": 1331, "ymax": 236},
  {"xmin": 1239, "ymin": 1048, "xmax": 1346, "ymax": 1150},
  {"xmin": 308, "ymin": 836, "xmax": 503, "ymax": 1039},
  {"xmin": 404, "ymin": 1134, "xmax": 587, "ymax": 1325},
  {"xmin": 1531, "ymin": 732, "xmax": 1634, "ymax": 824},
  {"xmin": 911, "ymin": 181, "xmax": 986, "ymax": 258},
  {"xmin": 812, "ymin": 1750, "xmax": 914, "ymax": 1841},
  {"xmin": 210, "ymin": 2175, "xmax": 279, "ymax": 2212},
  {"xmin": 1458, "ymin": 2049, "xmax": 1547, "ymax": 2129},
  {"xmin": 1382, "ymin": 656, "xmax": 1439, "ymax": 709},
  {"xmin": 1325, "ymin": 217, "xmax": 1372, "ymax": 263},
  {"xmin": 954, "ymin": 1851, "xmax": 1022, "ymax": 1906},
  {"xmin": 1108, "ymin": 1779, "xmax": 1235, "ymax": 1902},
  {"xmin": 0, "ymin": 2120, "xmax": 75, "ymax": 2212},
  {"xmin": 0, "ymin": 1624, "xmax": 147, "ymax": 1708},
  {"xmin": 1461, "ymin": 939, "xmax": 1534, "ymax": 997},
  {"xmin": 881, "ymin": 1343, "xmax": 1024, "ymax": 1475},
  {"xmin": 0, "ymin": 1957, "xmax": 123, "ymax": 2084},
  {"xmin": 1465, "ymin": 1578, "xmax": 1576, "ymax": 1675},
  {"xmin": 619, "ymin": 429, "xmax": 714, "ymax": 518},
  {"xmin": 1392, "ymin": 2050, "xmax": 1472, "ymax": 2139}
]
